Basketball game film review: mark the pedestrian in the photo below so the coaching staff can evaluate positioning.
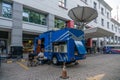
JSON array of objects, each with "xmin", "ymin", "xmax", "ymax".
[
  {"xmin": 28, "ymin": 50, "xmax": 37, "ymax": 66},
  {"xmin": 37, "ymin": 48, "xmax": 45, "ymax": 64}
]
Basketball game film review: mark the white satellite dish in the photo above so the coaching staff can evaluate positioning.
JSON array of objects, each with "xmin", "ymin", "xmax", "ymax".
[{"xmin": 68, "ymin": 6, "xmax": 98, "ymax": 29}]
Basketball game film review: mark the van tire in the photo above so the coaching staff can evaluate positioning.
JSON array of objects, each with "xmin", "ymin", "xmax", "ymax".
[{"xmin": 52, "ymin": 56, "xmax": 58, "ymax": 65}]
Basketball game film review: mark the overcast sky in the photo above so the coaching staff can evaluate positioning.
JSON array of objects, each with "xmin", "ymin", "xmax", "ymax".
[{"xmin": 104, "ymin": 0, "xmax": 120, "ymax": 22}]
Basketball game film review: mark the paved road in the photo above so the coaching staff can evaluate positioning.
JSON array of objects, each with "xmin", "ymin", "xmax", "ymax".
[{"xmin": 1, "ymin": 54, "xmax": 120, "ymax": 80}]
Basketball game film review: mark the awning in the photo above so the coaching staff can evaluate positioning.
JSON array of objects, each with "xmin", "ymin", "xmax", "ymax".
[
  {"xmin": 84, "ymin": 27, "xmax": 114, "ymax": 39},
  {"xmin": 74, "ymin": 41, "xmax": 87, "ymax": 54}
]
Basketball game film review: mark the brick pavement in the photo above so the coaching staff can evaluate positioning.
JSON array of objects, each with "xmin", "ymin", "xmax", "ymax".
[{"xmin": 1, "ymin": 54, "xmax": 120, "ymax": 80}]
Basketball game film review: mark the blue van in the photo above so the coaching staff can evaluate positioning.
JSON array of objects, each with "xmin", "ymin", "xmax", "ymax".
[{"xmin": 34, "ymin": 28, "xmax": 87, "ymax": 64}]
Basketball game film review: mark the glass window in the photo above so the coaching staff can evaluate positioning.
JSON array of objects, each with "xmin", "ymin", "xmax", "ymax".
[
  {"xmin": 118, "ymin": 28, "xmax": 120, "ymax": 33},
  {"xmin": 23, "ymin": 9, "xmax": 30, "ymax": 22},
  {"xmin": 94, "ymin": 18, "xmax": 97, "ymax": 23},
  {"xmin": 119, "ymin": 28, "xmax": 120, "ymax": 33},
  {"xmin": 29, "ymin": 11, "xmax": 35, "ymax": 23},
  {"xmin": 81, "ymin": 0, "xmax": 87, "ymax": 4},
  {"xmin": 93, "ymin": 2, "xmax": 97, "ymax": 10},
  {"xmin": 101, "ymin": 18, "xmax": 104, "ymax": 26},
  {"xmin": 29, "ymin": 11, "xmax": 40, "ymax": 24},
  {"xmin": 107, "ymin": 12, "xmax": 109, "ymax": 18},
  {"xmin": 40, "ymin": 14, "xmax": 46, "ymax": 25},
  {"xmin": 23, "ymin": 8, "xmax": 46, "ymax": 25},
  {"xmin": 2, "ymin": 2, "xmax": 12, "ymax": 18},
  {"xmin": 101, "ymin": 7, "xmax": 104, "ymax": 15},
  {"xmin": 112, "ymin": 24, "xmax": 114, "ymax": 31},
  {"xmin": 107, "ymin": 22, "xmax": 109, "ymax": 29},
  {"xmin": 53, "ymin": 42, "xmax": 67, "ymax": 53},
  {"xmin": 55, "ymin": 18, "xmax": 66, "ymax": 29},
  {"xmin": 59, "ymin": 0, "xmax": 66, "ymax": 8},
  {"xmin": 115, "ymin": 27, "xmax": 117, "ymax": 32}
]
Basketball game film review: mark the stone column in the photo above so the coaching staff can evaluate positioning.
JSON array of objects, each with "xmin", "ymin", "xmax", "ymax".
[
  {"xmin": 113, "ymin": 36, "xmax": 115, "ymax": 44},
  {"xmin": 0, "ymin": 0, "xmax": 2, "ymax": 16},
  {"xmin": 103, "ymin": 37, "xmax": 107, "ymax": 46},
  {"xmin": 96, "ymin": 38, "xmax": 101, "ymax": 52},
  {"xmin": 11, "ymin": 1, "xmax": 23, "ymax": 58},
  {"xmin": 97, "ymin": 38, "xmax": 101, "ymax": 47},
  {"xmin": 7, "ymin": 32, "xmax": 11, "ymax": 54},
  {"xmin": 47, "ymin": 13, "xmax": 54, "ymax": 30},
  {"xmin": 116, "ymin": 36, "xmax": 118, "ymax": 44}
]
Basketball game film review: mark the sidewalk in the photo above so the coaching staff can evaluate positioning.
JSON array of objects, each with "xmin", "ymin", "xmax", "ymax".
[
  {"xmin": 86, "ymin": 52, "xmax": 103, "ymax": 57},
  {"xmin": 1, "ymin": 54, "xmax": 120, "ymax": 80}
]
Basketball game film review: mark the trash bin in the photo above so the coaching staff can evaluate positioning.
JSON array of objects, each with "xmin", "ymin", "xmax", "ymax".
[{"xmin": 10, "ymin": 46, "xmax": 23, "ymax": 58}]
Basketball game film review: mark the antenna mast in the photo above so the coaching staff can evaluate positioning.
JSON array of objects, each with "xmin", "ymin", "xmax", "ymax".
[{"xmin": 117, "ymin": 6, "xmax": 119, "ymax": 21}]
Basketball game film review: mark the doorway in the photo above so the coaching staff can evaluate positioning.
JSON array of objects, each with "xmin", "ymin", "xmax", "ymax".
[{"xmin": 0, "ymin": 39, "xmax": 7, "ymax": 54}]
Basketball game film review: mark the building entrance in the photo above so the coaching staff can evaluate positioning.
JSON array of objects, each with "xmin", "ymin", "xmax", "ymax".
[
  {"xmin": 0, "ymin": 31, "xmax": 8, "ymax": 54},
  {"xmin": 23, "ymin": 34, "xmax": 38, "ymax": 53}
]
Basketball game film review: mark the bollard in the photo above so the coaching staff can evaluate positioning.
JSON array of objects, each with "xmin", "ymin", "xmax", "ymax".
[{"xmin": 60, "ymin": 62, "xmax": 69, "ymax": 79}]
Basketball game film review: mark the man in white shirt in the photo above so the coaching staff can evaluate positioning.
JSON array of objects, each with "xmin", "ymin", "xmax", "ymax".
[{"xmin": 37, "ymin": 48, "xmax": 45, "ymax": 64}]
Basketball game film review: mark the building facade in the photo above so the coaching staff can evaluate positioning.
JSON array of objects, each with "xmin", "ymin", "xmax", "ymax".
[{"xmin": 0, "ymin": 0, "xmax": 120, "ymax": 54}]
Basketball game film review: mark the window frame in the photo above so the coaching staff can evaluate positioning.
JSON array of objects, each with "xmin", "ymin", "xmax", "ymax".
[
  {"xmin": 59, "ymin": 0, "xmax": 67, "ymax": 8},
  {"xmin": 81, "ymin": 0, "xmax": 88, "ymax": 4},
  {"xmin": 55, "ymin": 18, "xmax": 66, "ymax": 29},
  {"xmin": 101, "ymin": 18, "xmax": 104, "ymax": 26},
  {"xmin": 107, "ymin": 12, "xmax": 109, "ymax": 19},
  {"xmin": 93, "ymin": 2, "xmax": 97, "ymax": 10},
  {"xmin": 2, "ymin": 2, "xmax": 12, "ymax": 18},
  {"xmin": 23, "ymin": 8, "xmax": 46, "ymax": 25},
  {"xmin": 107, "ymin": 22, "xmax": 109, "ymax": 29},
  {"xmin": 101, "ymin": 7, "xmax": 104, "ymax": 15}
]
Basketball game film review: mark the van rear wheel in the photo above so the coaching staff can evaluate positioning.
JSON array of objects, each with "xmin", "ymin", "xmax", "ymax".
[{"xmin": 52, "ymin": 56, "xmax": 58, "ymax": 65}]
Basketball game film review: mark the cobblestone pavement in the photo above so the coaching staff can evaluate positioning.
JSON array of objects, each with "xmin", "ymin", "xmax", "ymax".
[{"xmin": 1, "ymin": 54, "xmax": 120, "ymax": 80}]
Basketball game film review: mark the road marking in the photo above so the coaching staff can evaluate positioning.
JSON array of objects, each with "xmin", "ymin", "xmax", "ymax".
[
  {"xmin": 7, "ymin": 60, "xmax": 13, "ymax": 64},
  {"xmin": 16, "ymin": 62, "xmax": 29, "ymax": 70},
  {"xmin": 20, "ymin": 59, "xmax": 26, "ymax": 62},
  {"xmin": 86, "ymin": 73, "xmax": 105, "ymax": 80}
]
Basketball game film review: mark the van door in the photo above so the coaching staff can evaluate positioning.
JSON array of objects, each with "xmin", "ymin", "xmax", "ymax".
[{"xmin": 74, "ymin": 41, "xmax": 86, "ymax": 54}]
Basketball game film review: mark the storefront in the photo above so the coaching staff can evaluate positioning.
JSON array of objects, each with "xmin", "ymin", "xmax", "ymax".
[
  {"xmin": 0, "ymin": 31, "xmax": 8, "ymax": 54},
  {"xmin": 23, "ymin": 34, "xmax": 38, "ymax": 53}
]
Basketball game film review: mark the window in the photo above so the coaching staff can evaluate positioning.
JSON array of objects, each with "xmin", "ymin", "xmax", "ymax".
[
  {"xmin": 81, "ymin": 0, "xmax": 87, "ymax": 4},
  {"xmin": 55, "ymin": 18, "xmax": 66, "ymax": 29},
  {"xmin": 59, "ymin": 0, "xmax": 66, "ymax": 8},
  {"xmin": 111, "ymin": 36, "xmax": 114, "ymax": 42},
  {"xmin": 23, "ymin": 8, "xmax": 46, "ymax": 25},
  {"xmin": 115, "ymin": 36, "xmax": 117, "ymax": 43},
  {"xmin": 23, "ymin": 9, "xmax": 30, "ymax": 21},
  {"xmin": 101, "ymin": 18, "xmax": 104, "ymax": 26},
  {"xmin": 107, "ymin": 22, "xmax": 109, "ymax": 29},
  {"xmin": 53, "ymin": 42, "xmax": 67, "ymax": 53},
  {"xmin": 112, "ymin": 24, "xmax": 114, "ymax": 31},
  {"xmin": 119, "ymin": 28, "xmax": 120, "ymax": 33},
  {"xmin": 2, "ymin": 2, "xmax": 12, "ymax": 18},
  {"xmin": 94, "ymin": 18, "xmax": 97, "ymax": 23},
  {"xmin": 107, "ymin": 12, "xmax": 109, "ymax": 18},
  {"xmin": 101, "ymin": 7, "xmax": 104, "ymax": 15},
  {"xmin": 115, "ymin": 27, "xmax": 117, "ymax": 32},
  {"xmin": 93, "ymin": 2, "xmax": 97, "ymax": 10},
  {"xmin": 29, "ymin": 11, "xmax": 40, "ymax": 24},
  {"xmin": 119, "ymin": 37, "xmax": 120, "ymax": 43}
]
